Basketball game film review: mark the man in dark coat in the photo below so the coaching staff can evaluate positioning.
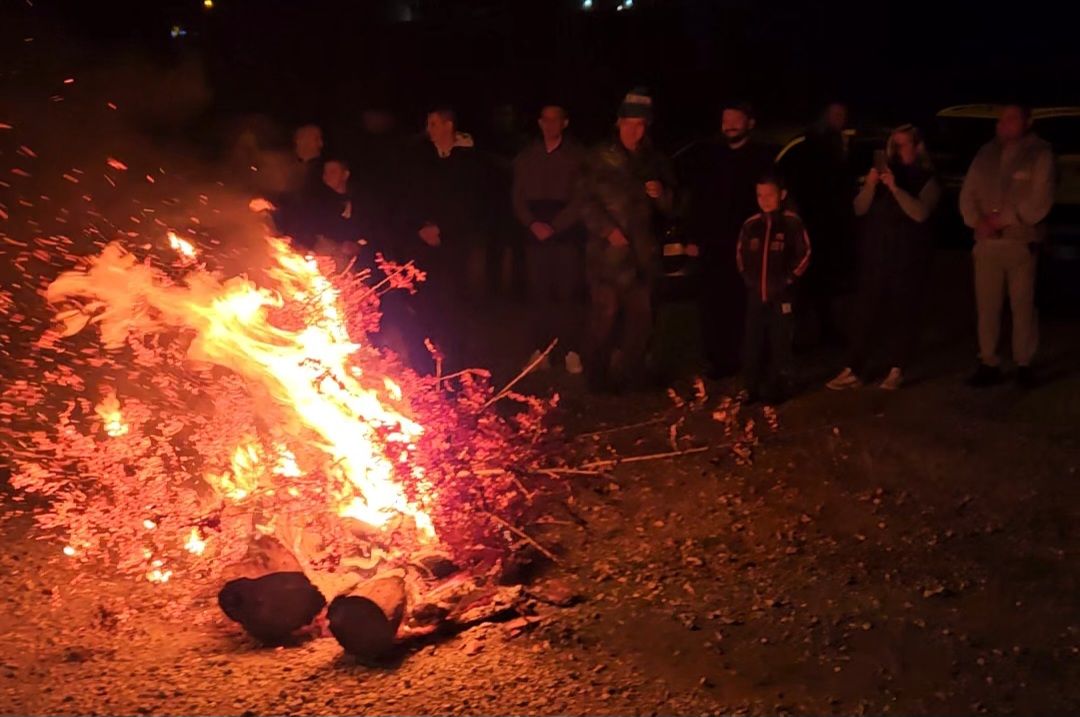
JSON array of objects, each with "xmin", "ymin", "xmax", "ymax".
[
  {"xmin": 279, "ymin": 124, "xmax": 327, "ymax": 249},
  {"xmin": 404, "ymin": 107, "xmax": 493, "ymax": 370},
  {"xmin": 789, "ymin": 101, "xmax": 857, "ymax": 345},
  {"xmin": 678, "ymin": 101, "xmax": 774, "ymax": 378}
]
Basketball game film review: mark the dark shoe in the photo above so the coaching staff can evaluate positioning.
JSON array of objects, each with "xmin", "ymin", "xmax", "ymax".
[
  {"xmin": 1015, "ymin": 366, "xmax": 1037, "ymax": 390},
  {"xmin": 967, "ymin": 363, "xmax": 1003, "ymax": 388}
]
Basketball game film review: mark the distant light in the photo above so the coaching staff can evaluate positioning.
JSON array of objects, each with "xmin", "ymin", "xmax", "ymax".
[
  {"xmin": 582, "ymin": 0, "xmax": 593, "ymax": 8},
  {"xmin": 203, "ymin": 0, "xmax": 213, "ymax": 7},
  {"xmin": 624, "ymin": 0, "xmax": 633, "ymax": 6},
  {"xmin": 170, "ymin": 25, "xmax": 188, "ymax": 39}
]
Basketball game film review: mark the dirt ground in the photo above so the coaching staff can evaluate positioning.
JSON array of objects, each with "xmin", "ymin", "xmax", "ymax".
[{"xmin": 2, "ymin": 250, "xmax": 1079, "ymax": 716}]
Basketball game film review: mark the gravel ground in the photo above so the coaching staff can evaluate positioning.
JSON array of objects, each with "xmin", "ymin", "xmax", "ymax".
[{"xmin": 2, "ymin": 253, "xmax": 1079, "ymax": 716}]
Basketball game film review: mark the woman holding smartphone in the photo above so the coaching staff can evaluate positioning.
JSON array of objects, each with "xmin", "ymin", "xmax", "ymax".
[{"xmin": 826, "ymin": 124, "xmax": 941, "ymax": 391}]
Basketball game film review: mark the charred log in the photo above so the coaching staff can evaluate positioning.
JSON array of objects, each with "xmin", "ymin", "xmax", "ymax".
[
  {"xmin": 218, "ymin": 571, "xmax": 326, "ymax": 644},
  {"xmin": 327, "ymin": 574, "xmax": 406, "ymax": 661}
]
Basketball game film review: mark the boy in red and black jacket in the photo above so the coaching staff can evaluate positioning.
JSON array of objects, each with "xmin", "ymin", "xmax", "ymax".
[{"xmin": 735, "ymin": 174, "xmax": 811, "ymax": 402}]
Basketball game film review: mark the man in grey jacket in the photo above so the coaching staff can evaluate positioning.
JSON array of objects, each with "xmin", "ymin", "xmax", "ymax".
[{"xmin": 959, "ymin": 104, "xmax": 1055, "ymax": 388}]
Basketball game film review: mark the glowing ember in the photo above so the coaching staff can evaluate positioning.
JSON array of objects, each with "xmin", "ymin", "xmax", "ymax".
[
  {"xmin": 184, "ymin": 528, "xmax": 206, "ymax": 556},
  {"xmin": 146, "ymin": 560, "xmax": 172, "ymax": 584},
  {"xmin": 167, "ymin": 231, "xmax": 198, "ymax": 262},
  {"xmin": 207, "ymin": 440, "xmax": 263, "ymax": 501},
  {"xmin": 95, "ymin": 390, "xmax": 129, "ymax": 437},
  {"xmin": 62, "ymin": 546, "xmax": 76, "ymax": 557}
]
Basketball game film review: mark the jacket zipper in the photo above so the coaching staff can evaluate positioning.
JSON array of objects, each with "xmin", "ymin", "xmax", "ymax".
[{"xmin": 760, "ymin": 215, "xmax": 772, "ymax": 303}]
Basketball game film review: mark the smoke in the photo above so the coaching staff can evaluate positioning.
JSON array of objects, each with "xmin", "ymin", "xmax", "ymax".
[{"xmin": 0, "ymin": 15, "xmax": 301, "ymax": 457}]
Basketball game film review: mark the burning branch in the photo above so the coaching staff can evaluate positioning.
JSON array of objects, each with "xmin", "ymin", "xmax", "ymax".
[
  {"xmin": 4, "ymin": 233, "xmax": 560, "ymax": 599},
  {"xmin": 481, "ymin": 339, "xmax": 558, "ymax": 410}
]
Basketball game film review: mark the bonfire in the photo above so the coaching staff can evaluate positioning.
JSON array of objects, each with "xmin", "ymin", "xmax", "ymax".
[{"xmin": 1, "ymin": 218, "xmax": 562, "ymax": 657}]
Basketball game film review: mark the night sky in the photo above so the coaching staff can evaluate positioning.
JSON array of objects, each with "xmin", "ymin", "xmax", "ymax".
[{"xmin": 3, "ymin": 0, "xmax": 1077, "ymax": 147}]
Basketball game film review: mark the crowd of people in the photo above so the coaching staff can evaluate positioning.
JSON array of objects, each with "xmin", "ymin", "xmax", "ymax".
[{"xmin": 258, "ymin": 94, "xmax": 1057, "ymax": 401}]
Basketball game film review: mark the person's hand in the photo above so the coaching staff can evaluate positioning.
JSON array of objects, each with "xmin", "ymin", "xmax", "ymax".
[
  {"xmin": 530, "ymin": 221, "xmax": 555, "ymax": 241},
  {"xmin": 880, "ymin": 169, "xmax": 896, "ymax": 191},
  {"xmin": 419, "ymin": 224, "xmax": 441, "ymax": 247},
  {"xmin": 685, "ymin": 243, "xmax": 700, "ymax": 258},
  {"xmin": 645, "ymin": 180, "xmax": 664, "ymax": 199},
  {"xmin": 607, "ymin": 228, "xmax": 629, "ymax": 248},
  {"xmin": 975, "ymin": 214, "xmax": 1001, "ymax": 240},
  {"xmin": 248, "ymin": 197, "xmax": 276, "ymax": 213},
  {"xmin": 864, "ymin": 168, "xmax": 880, "ymax": 187}
]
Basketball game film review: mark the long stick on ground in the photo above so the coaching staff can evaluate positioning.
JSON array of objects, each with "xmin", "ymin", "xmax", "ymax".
[
  {"xmin": 481, "ymin": 339, "xmax": 558, "ymax": 410},
  {"xmin": 485, "ymin": 511, "xmax": 560, "ymax": 564},
  {"xmin": 542, "ymin": 446, "xmax": 711, "ymax": 475},
  {"xmin": 581, "ymin": 445, "xmax": 709, "ymax": 469},
  {"xmin": 572, "ymin": 417, "xmax": 668, "ymax": 441}
]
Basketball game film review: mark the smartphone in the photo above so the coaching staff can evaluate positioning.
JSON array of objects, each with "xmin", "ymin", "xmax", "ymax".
[{"xmin": 872, "ymin": 149, "xmax": 888, "ymax": 172}]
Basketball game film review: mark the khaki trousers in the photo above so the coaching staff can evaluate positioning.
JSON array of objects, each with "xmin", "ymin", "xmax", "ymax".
[{"xmin": 973, "ymin": 240, "xmax": 1038, "ymax": 367}]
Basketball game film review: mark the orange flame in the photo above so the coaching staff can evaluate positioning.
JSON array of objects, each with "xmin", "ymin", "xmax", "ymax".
[
  {"xmin": 146, "ymin": 560, "xmax": 172, "ymax": 584},
  {"xmin": 94, "ymin": 390, "xmax": 129, "ymax": 437},
  {"xmin": 167, "ymin": 231, "xmax": 198, "ymax": 262},
  {"xmin": 47, "ymin": 238, "xmax": 436, "ymax": 541},
  {"xmin": 207, "ymin": 439, "xmax": 263, "ymax": 501},
  {"xmin": 184, "ymin": 527, "xmax": 207, "ymax": 556}
]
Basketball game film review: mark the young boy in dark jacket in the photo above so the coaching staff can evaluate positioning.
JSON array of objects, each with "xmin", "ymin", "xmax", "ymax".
[{"xmin": 735, "ymin": 175, "xmax": 811, "ymax": 402}]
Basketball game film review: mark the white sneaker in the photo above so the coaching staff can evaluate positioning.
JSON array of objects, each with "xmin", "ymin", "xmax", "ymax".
[
  {"xmin": 564, "ymin": 351, "xmax": 584, "ymax": 375},
  {"xmin": 826, "ymin": 367, "xmax": 863, "ymax": 391},
  {"xmin": 527, "ymin": 350, "xmax": 551, "ymax": 371},
  {"xmin": 879, "ymin": 367, "xmax": 903, "ymax": 391}
]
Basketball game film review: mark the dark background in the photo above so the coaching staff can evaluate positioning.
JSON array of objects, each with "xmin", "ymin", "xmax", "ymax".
[{"xmin": 2, "ymin": 0, "xmax": 1077, "ymax": 152}]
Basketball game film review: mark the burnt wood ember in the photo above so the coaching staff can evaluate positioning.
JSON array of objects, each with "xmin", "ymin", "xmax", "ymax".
[
  {"xmin": 218, "ymin": 571, "xmax": 326, "ymax": 644},
  {"xmin": 327, "ymin": 575, "xmax": 406, "ymax": 661}
]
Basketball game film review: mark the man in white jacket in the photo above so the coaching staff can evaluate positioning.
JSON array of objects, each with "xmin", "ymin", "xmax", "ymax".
[{"xmin": 959, "ymin": 104, "xmax": 1055, "ymax": 388}]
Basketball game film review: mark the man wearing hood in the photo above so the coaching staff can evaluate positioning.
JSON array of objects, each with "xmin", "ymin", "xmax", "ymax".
[
  {"xmin": 960, "ymin": 104, "xmax": 1055, "ymax": 388},
  {"xmin": 578, "ymin": 88, "xmax": 676, "ymax": 391},
  {"xmin": 678, "ymin": 101, "xmax": 774, "ymax": 379}
]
